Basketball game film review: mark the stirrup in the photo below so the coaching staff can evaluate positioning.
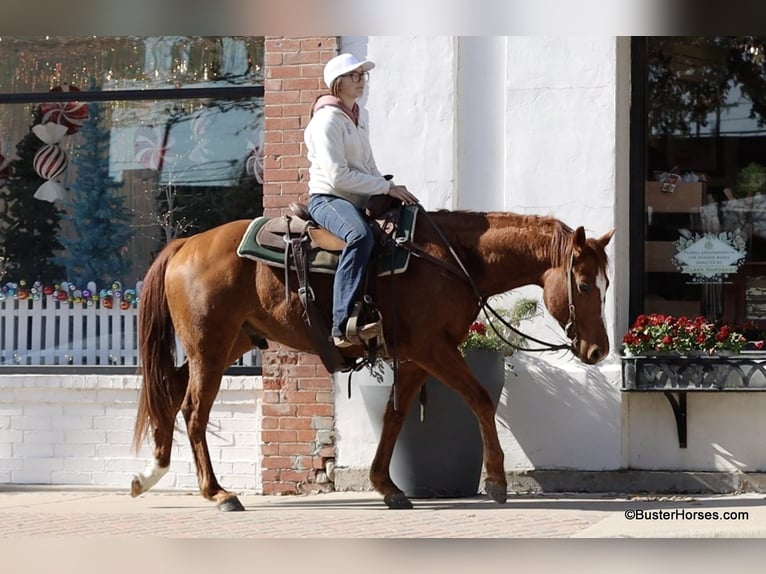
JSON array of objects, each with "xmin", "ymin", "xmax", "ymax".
[
  {"xmin": 332, "ymin": 335, "xmax": 354, "ymax": 349},
  {"xmin": 346, "ymin": 319, "xmax": 381, "ymax": 345}
]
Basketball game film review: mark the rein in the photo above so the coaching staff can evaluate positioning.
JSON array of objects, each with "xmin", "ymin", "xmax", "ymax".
[{"xmin": 413, "ymin": 205, "xmax": 577, "ymax": 354}]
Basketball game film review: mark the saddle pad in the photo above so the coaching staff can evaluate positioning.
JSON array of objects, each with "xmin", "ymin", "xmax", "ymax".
[{"xmin": 236, "ymin": 205, "xmax": 418, "ymax": 276}]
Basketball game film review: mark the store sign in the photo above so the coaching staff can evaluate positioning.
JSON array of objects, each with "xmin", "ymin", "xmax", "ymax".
[{"xmin": 673, "ymin": 230, "xmax": 746, "ymax": 282}]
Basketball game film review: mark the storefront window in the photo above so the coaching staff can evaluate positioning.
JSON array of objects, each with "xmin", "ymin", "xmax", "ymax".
[
  {"xmin": 639, "ymin": 37, "xmax": 766, "ymax": 337},
  {"xmin": 0, "ymin": 37, "xmax": 264, "ymax": 366}
]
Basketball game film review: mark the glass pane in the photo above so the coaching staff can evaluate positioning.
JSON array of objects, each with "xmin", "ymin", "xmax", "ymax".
[
  {"xmin": 0, "ymin": 36, "xmax": 264, "ymax": 93},
  {"xmin": 2, "ymin": 95, "xmax": 263, "ymax": 286},
  {"xmin": 644, "ymin": 37, "xmax": 766, "ymax": 338}
]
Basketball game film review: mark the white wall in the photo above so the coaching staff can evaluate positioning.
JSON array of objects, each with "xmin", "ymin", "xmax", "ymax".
[
  {"xmin": 0, "ymin": 374, "xmax": 263, "ymax": 491},
  {"xmin": 346, "ymin": 36, "xmax": 459, "ymax": 209},
  {"xmin": 495, "ymin": 36, "xmax": 623, "ymax": 470},
  {"xmin": 624, "ymin": 393, "xmax": 766, "ymax": 471}
]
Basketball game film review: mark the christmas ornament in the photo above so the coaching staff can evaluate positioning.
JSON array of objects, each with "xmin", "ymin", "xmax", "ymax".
[
  {"xmin": 33, "ymin": 143, "xmax": 68, "ymax": 179},
  {"xmin": 189, "ymin": 111, "xmax": 213, "ymax": 163},
  {"xmin": 134, "ymin": 125, "xmax": 173, "ymax": 171},
  {"xmin": 32, "ymin": 143, "xmax": 68, "ymax": 202},
  {"xmin": 32, "ymin": 123, "xmax": 68, "ymax": 145},
  {"xmin": 39, "ymin": 84, "xmax": 89, "ymax": 135},
  {"xmin": 31, "ymin": 122, "xmax": 69, "ymax": 202}
]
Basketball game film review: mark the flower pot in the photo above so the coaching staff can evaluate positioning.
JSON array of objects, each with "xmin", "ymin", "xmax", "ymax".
[
  {"xmin": 621, "ymin": 354, "xmax": 766, "ymax": 390},
  {"xmin": 359, "ymin": 350, "xmax": 505, "ymax": 498}
]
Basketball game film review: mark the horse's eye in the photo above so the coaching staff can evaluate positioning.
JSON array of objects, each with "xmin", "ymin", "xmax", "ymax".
[{"xmin": 579, "ymin": 282, "xmax": 591, "ymax": 294}]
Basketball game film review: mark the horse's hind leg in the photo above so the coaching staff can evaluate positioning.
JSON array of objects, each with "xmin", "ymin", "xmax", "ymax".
[
  {"xmin": 181, "ymin": 344, "xmax": 250, "ymax": 512},
  {"xmin": 131, "ymin": 363, "xmax": 189, "ymax": 497},
  {"xmin": 369, "ymin": 362, "xmax": 429, "ymax": 509}
]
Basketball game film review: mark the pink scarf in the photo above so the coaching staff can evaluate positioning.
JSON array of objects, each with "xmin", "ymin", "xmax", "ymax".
[{"xmin": 312, "ymin": 95, "xmax": 360, "ymax": 126}]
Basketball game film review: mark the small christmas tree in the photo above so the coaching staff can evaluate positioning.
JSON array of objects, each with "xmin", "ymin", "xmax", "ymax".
[
  {"xmin": 0, "ymin": 107, "xmax": 65, "ymax": 281},
  {"xmin": 57, "ymin": 100, "xmax": 133, "ymax": 287}
]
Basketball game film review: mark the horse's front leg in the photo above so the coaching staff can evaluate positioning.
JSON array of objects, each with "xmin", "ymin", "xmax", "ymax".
[
  {"xmin": 417, "ymin": 350, "xmax": 508, "ymax": 504},
  {"xmin": 369, "ymin": 362, "xmax": 429, "ymax": 509}
]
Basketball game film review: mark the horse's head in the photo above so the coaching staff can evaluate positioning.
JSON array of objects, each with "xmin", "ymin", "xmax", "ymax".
[{"xmin": 542, "ymin": 226, "xmax": 614, "ymax": 365}]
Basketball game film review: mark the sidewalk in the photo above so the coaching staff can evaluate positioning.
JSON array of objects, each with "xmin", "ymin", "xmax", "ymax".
[{"xmin": 1, "ymin": 486, "xmax": 765, "ymax": 538}]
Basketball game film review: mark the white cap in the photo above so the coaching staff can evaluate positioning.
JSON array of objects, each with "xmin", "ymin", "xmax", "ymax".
[{"xmin": 323, "ymin": 53, "xmax": 375, "ymax": 88}]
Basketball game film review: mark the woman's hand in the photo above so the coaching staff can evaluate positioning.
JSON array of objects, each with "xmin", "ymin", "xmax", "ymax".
[{"xmin": 389, "ymin": 184, "xmax": 419, "ymax": 205}]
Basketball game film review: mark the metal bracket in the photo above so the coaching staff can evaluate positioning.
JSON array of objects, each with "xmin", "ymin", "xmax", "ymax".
[{"xmin": 662, "ymin": 391, "xmax": 687, "ymax": 448}]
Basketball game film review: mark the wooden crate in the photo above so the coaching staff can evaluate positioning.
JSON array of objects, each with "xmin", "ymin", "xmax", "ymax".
[
  {"xmin": 645, "ymin": 240, "xmax": 677, "ymax": 273},
  {"xmin": 646, "ymin": 181, "xmax": 706, "ymax": 213},
  {"xmin": 643, "ymin": 296, "xmax": 700, "ymax": 318}
]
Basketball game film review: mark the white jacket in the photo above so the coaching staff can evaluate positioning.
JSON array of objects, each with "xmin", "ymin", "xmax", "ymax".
[{"xmin": 304, "ymin": 105, "xmax": 391, "ymax": 209}]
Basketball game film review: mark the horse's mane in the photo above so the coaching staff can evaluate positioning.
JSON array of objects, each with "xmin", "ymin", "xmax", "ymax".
[
  {"xmin": 547, "ymin": 216, "xmax": 608, "ymax": 271},
  {"xmin": 429, "ymin": 209, "xmax": 606, "ymax": 270},
  {"xmin": 549, "ymin": 218, "xmax": 574, "ymax": 268}
]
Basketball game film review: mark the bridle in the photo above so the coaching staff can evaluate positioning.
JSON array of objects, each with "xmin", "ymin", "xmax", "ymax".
[{"xmin": 409, "ymin": 205, "xmax": 579, "ymax": 354}]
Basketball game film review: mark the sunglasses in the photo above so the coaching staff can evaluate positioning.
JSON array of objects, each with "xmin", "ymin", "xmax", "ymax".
[{"xmin": 341, "ymin": 71, "xmax": 369, "ymax": 83}]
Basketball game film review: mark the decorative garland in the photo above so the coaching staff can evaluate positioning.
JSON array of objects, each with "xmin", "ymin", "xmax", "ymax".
[{"xmin": 0, "ymin": 280, "xmax": 139, "ymax": 310}]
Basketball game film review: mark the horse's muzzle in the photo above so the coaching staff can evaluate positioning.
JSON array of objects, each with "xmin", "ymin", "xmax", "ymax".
[{"xmin": 573, "ymin": 339, "xmax": 608, "ymax": 365}]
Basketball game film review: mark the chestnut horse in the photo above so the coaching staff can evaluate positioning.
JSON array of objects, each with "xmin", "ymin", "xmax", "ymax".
[{"xmin": 131, "ymin": 209, "xmax": 614, "ymax": 511}]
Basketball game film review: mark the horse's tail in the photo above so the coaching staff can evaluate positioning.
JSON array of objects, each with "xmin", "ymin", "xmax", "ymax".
[{"xmin": 133, "ymin": 239, "xmax": 187, "ymax": 453}]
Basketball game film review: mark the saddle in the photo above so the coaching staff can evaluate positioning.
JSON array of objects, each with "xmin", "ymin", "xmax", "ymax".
[
  {"xmin": 255, "ymin": 210, "xmax": 347, "ymax": 254},
  {"xmin": 237, "ymin": 200, "xmax": 418, "ymax": 374}
]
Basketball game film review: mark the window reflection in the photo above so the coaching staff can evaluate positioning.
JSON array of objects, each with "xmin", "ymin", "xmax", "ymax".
[
  {"xmin": 644, "ymin": 37, "xmax": 766, "ymax": 336},
  {"xmin": 0, "ymin": 36, "xmax": 264, "ymax": 288}
]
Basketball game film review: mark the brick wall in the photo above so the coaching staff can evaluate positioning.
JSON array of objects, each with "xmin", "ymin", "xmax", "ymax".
[{"xmin": 260, "ymin": 36, "xmax": 339, "ymax": 494}]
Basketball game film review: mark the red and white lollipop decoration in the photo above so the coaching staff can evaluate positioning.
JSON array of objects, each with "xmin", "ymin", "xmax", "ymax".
[
  {"xmin": 134, "ymin": 125, "xmax": 173, "ymax": 171},
  {"xmin": 39, "ymin": 84, "xmax": 89, "ymax": 135}
]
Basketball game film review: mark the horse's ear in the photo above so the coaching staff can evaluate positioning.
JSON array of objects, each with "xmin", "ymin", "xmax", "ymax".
[
  {"xmin": 596, "ymin": 228, "xmax": 615, "ymax": 249},
  {"xmin": 573, "ymin": 226, "xmax": 587, "ymax": 250}
]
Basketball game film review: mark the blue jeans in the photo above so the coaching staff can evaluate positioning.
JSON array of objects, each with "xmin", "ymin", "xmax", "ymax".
[{"xmin": 307, "ymin": 194, "xmax": 375, "ymax": 337}]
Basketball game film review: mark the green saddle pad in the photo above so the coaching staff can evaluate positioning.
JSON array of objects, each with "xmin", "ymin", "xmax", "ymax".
[{"xmin": 236, "ymin": 204, "xmax": 418, "ymax": 276}]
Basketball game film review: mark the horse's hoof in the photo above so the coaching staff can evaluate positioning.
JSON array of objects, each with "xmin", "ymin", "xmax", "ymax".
[
  {"xmin": 217, "ymin": 496, "xmax": 245, "ymax": 512},
  {"xmin": 485, "ymin": 481, "xmax": 507, "ymax": 504},
  {"xmin": 383, "ymin": 493, "xmax": 413, "ymax": 510},
  {"xmin": 130, "ymin": 476, "xmax": 143, "ymax": 498}
]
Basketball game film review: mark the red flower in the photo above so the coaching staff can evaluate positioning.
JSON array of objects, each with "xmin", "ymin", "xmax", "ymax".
[
  {"xmin": 469, "ymin": 321, "xmax": 486, "ymax": 336},
  {"xmin": 622, "ymin": 313, "xmax": 747, "ymax": 356}
]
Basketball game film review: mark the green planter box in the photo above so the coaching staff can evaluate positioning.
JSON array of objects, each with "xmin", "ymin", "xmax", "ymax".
[{"xmin": 359, "ymin": 350, "xmax": 505, "ymax": 498}]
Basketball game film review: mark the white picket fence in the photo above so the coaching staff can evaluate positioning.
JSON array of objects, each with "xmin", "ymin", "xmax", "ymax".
[{"xmin": 0, "ymin": 295, "xmax": 260, "ymax": 368}]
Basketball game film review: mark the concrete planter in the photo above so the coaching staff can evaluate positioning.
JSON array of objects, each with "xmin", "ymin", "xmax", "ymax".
[{"xmin": 359, "ymin": 350, "xmax": 505, "ymax": 498}]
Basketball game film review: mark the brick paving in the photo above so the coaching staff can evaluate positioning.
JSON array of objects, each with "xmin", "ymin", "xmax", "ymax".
[
  {"xmin": 0, "ymin": 490, "xmax": 606, "ymax": 538},
  {"xmin": 1, "ymin": 489, "xmax": 765, "ymax": 538}
]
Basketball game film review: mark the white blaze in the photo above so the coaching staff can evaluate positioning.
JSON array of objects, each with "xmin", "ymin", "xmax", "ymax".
[{"xmin": 596, "ymin": 270, "xmax": 608, "ymax": 325}]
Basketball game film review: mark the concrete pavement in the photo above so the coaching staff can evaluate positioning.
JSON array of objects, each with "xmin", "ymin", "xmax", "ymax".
[{"xmin": 1, "ymin": 486, "xmax": 765, "ymax": 538}]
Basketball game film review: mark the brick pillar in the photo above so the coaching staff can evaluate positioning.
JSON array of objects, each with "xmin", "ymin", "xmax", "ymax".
[{"xmin": 261, "ymin": 36, "xmax": 338, "ymax": 495}]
